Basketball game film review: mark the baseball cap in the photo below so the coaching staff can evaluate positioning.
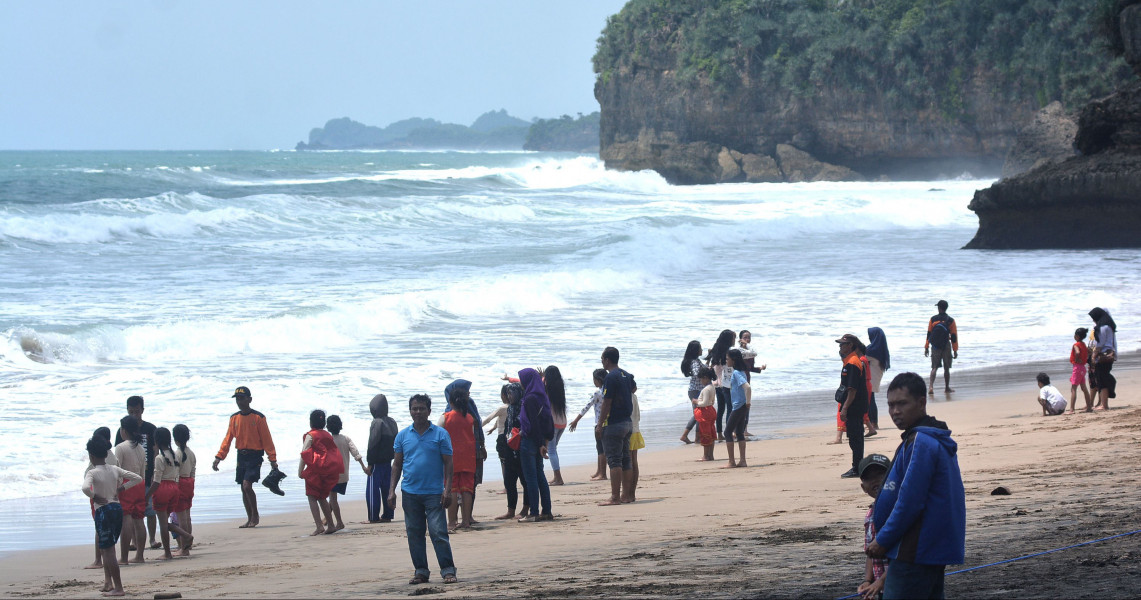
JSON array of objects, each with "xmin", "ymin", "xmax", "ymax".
[
  {"xmin": 835, "ymin": 333, "xmax": 860, "ymax": 345},
  {"xmin": 232, "ymin": 386, "xmax": 252, "ymax": 398},
  {"xmin": 858, "ymin": 454, "xmax": 891, "ymax": 478}
]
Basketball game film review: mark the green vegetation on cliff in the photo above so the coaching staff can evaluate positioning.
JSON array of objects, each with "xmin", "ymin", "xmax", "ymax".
[
  {"xmin": 524, "ymin": 112, "xmax": 601, "ymax": 152},
  {"xmin": 594, "ymin": 0, "xmax": 1133, "ymax": 115}
]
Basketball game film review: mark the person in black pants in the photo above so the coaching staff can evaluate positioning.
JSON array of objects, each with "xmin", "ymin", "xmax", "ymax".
[
  {"xmin": 836, "ymin": 333, "xmax": 869, "ymax": 478},
  {"xmin": 705, "ymin": 329, "xmax": 736, "ymax": 439},
  {"xmin": 494, "ymin": 383, "xmax": 529, "ymax": 519}
]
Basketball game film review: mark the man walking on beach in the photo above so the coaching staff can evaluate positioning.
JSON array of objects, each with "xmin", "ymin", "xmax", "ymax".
[
  {"xmin": 836, "ymin": 334, "xmax": 868, "ymax": 479},
  {"xmin": 596, "ymin": 346, "xmax": 636, "ymax": 505},
  {"xmin": 924, "ymin": 300, "xmax": 959, "ymax": 395},
  {"xmin": 389, "ymin": 394, "xmax": 457, "ymax": 585},
  {"xmin": 212, "ymin": 386, "xmax": 279, "ymax": 529},
  {"xmin": 867, "ymin": 372, "xmax": 965, "ymax": 599}
]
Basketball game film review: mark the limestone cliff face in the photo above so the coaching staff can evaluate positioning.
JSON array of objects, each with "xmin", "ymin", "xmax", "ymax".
[{"xmin": 966, "ymin": 3, "xmax": 1141, "ymax": 249}]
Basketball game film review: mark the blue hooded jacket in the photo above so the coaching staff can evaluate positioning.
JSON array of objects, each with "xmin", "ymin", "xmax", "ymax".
[{"xmin": 873, "ymin": 416, "xmax": 966, "ymax": 566}]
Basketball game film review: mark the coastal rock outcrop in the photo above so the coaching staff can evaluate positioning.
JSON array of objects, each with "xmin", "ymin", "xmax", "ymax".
[
  {"xmin": 593, "ymin": 1, "xmax": 1131, "ymax": 184},
  {"xmin": 967, "ymin": 2, "xmax": 1141, "ymax": 249},
  {"xmin": 1001, "ymin": 102, "xmax": 1078, "ymax": 179}
]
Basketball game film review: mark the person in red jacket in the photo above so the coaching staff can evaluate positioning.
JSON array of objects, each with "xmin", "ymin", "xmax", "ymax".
[
  {"xmin": 212, "ymin": 386, "xmax": 279, "ymax": 529},
  {"xmin": 299, "ymin": 410, "xmax": 343, "ymax": 536}
]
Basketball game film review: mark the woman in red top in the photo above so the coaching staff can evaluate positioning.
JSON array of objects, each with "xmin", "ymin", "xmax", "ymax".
[
  {"xmin": 1070, "ymin": 327, "xmax": 1093, "ymax": 413},
  {"xmin": 299, "ymin": 410, "xmax": 343, "ymax": 536},
  {"xmin": 441, "ymin": 392, "xmax": 477, "ymax": 531}
]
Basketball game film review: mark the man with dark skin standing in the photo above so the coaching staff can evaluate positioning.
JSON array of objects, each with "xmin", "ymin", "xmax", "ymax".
[
  {"xmin": 924, "ymin": 300, "xmax": 959, "ymax": 395},
  {"xmin": 837, "ymin": 334, "xmax": 868, "ymax": 479},
  {"xmin": 212, "ymin": 386, "xmax": 279, "ymax": 529},
  {"xmin": 596, "ymin": 346, "xmax": 636, "ymax": 506},
  {"xmin": 390, "ymin": 394, "xmax": 457, "ymax": 585},
  {"xmin": 867, "ymin": 372, "xmax": 965, "ymax": 599},
  {"xmin": 114, "ymin": 396, "xmax": 158, "ymax": 549}
]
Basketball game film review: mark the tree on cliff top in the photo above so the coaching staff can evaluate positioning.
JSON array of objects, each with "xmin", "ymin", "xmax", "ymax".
[{"xmin": 594, "ymin": 0, "xmax": 1133, "ymax": 113}]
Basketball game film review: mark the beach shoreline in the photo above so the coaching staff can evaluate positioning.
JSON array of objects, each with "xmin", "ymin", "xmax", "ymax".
[{"xmin": 3, "ymin": 358, "xmax": 1140, "ymax": 598}]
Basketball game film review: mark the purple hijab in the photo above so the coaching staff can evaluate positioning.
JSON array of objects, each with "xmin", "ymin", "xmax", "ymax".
[{"xmin": 518, "ymin": 368, "xmax": 551, "ymax": 441}]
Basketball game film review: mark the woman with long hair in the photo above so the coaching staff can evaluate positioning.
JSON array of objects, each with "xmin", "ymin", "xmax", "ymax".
[
  {"xmin": 679, "ymin": 340, "xmax": 703, "ymax": 444},
  {"xmin": 865, "ymin": 327, "xmax": 891, "ymax": 431},
  {"xmin": 441, "ymin": 380, "xmax": 478, "ymax": 530},
  {"xmin": 706, "ymin": 329, "xmax": 736, "ymax": 440},
  {"xmin": 544, "ymin": 366, "xmax": 568, "ymax": 486},
  {"xmin": 1089, "ymin": 307, "xmax": 1118, "ymax": 410}
]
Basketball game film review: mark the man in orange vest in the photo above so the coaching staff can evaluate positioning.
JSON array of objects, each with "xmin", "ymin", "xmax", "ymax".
[{"xmin": 836, "ymin": 334, "xmax": 869, "ymax": 479}]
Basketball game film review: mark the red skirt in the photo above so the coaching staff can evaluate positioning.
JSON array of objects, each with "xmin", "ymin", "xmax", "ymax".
[
  {"xmin": 304, "ymin": 472, "xmax": 340, "ymax": 498},
  {"xmin": 152, "ymin": 480, "xmax": 181, "ymax": 515},
  {"xmin": 452, "ymin": 471, "xmax": 475, "ymax": 495},
  {"xmin": 176, "ymin": 477, "xmax": 195, "ymax": 512},
  {"xmin": 694, "ymin": 406, "xmax": 717, "ymax": 446}
]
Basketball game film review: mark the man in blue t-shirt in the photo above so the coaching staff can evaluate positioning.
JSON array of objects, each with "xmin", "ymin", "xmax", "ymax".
[
  {"xmin": 389, "ymin": 394, "xmax": 457, "ymax": 585},
  {"xmin": 596, "ymin": 346, "xmax": 636, "ymax": 506}
]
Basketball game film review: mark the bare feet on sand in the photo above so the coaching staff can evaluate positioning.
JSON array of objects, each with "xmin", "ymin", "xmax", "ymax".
[
  {"xmin": 598, "ymin": 498, "xmax": 622, "ymax": 506},
  {"xmin": 102, "ymin": 591, "xmax": 125, "ymax": 597},
  {"xmin": 680, "ymin": 434, "xmax": 693, "ymax": 444},
  {"xmin": 85, "ymin": 562, "xmax": 103, "ymax": 570},
  {"xmin": 590, "ymin": 473, "xmax": 607, "ymax": 481},
  {"xmin": 494, "ymin": 512, "xmax": 516, "ymax": 520}
]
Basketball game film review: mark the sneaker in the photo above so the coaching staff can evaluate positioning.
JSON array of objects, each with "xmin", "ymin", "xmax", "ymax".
[{"xmin": 841, "ymin": 468, "xmax": 859, "ymax": 478}]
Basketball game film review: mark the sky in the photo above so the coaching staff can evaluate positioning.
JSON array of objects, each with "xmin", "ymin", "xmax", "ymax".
[{"xmin": 0, "ymin": 1, "xmax": 628, "ymax": 150}]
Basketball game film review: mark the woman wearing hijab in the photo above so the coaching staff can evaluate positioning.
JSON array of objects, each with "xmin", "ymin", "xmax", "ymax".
[
  {"xmin": 1089, "ymin": 308, "xmax": 1118, "ymax": 410},
  {"xmin": 517, "ymin": 368, "xmax": 554, "ymax": 522},
  {"xmin": 444, "ymin": 379, "xmax": 486, "ymax": 520},
  {"xmin": 440, "ymin": 380, "xmax": 478, "ymax": 531},
  {"xmin": 865, "ymin": 327, "xmax": 891, "ymax": 430}
]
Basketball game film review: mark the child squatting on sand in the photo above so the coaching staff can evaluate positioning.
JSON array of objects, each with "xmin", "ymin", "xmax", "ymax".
[{"xmin": 1036, "ymin": 372, "xmax": 1068, "ymax": 416}]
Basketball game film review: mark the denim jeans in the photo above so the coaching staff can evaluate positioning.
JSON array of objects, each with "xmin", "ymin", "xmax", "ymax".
[
  {"xmin": 547, "ymin": 428, "xmax": 565, "ymax": 471},
  {"xmin": 401, "ymin": 492, "xmax": 456, "ymax": 579},
  {"xmin": 883, "ymin": 559, "xmax": 945, "ymax": 600},
  {"xmin": 519, "ymin": 437, "xmax": 552, "ymax": 516}
]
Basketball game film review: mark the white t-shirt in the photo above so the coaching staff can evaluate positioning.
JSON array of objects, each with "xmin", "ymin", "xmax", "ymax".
[{"xmin": 1039, "ymin": 385, "xmax": 1067, "ymax": 413}]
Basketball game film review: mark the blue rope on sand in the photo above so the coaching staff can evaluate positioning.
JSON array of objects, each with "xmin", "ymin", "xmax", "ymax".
[{"xmin": 835, "ymin": 528, "xmax": 1141, "ymax": 600}]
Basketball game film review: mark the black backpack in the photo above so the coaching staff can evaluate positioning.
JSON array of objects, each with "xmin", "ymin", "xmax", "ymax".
[{"xmin": 929, "ymin": 318, "xmax": 952, "ymax": 350}]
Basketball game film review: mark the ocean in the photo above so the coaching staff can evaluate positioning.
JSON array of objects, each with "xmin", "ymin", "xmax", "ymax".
[{"xmin": 1, "ymin": 150, "xmax": 1137, "ymax": 552}]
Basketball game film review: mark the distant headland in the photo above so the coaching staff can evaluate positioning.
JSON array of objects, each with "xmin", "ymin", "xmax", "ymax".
[{"xmin": 295, "ymin": 110, "xmax": 600, "ymax": 153}]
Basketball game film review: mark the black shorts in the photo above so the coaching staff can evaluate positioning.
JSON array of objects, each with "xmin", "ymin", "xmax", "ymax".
[
  {"xmin": 594, "ymin": 428, "xmax": 604, "ymax": 455},
  {"xmin": 332, "ymin": 482, "xmax": 347, "ymax": 495},
  {"xmin": 235, "ymin": 449, "xmax": 264, "ymax": 484},
  {"xmin": 725, "ymin": 406, "xmax": 749, "ymax": 441},
  {"xmin": 94, "ymin": 503, "xmax": 123, "ymax": 549}
]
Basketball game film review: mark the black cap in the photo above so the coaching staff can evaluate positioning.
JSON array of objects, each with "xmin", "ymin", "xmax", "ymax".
[
  {"xmin": 835, "ymin": 333, "xmax": 861, "ymax": 345},
  {"xmin": 936, "ymin": 299, "xmax": 949, "ymax": 310},
  {"xmin": 232, "ymin": 386, "xmax": 252, "ymax": 398},
  {"xmin": 858, "ymin": 454, "xmax": 891, "ymax": 478}
]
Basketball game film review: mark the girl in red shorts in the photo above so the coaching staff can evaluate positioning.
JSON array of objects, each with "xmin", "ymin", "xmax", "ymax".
[
  {"xmin": 113, "ymin": 416, "xmax": 147, "ymax": 565},
  {"xmin": 147, "ymin": 427, "xmax": 193, "ymax": 560},
  {"xmin": 172, "ymin": 424, "xmax": 196, "ymax": 556},
  {"xmin": 300, "ymin": 410, "xmax": 344, "ymax": 536}
]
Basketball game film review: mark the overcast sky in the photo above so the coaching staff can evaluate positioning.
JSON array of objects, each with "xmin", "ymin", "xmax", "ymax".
[{"xmin": 0, "ymin": 1, "xmax": 627, "ymax": 150}]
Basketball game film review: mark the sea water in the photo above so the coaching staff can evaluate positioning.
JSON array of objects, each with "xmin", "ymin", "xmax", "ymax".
[{"xmin": 1, "ymin": 150, "xmax": 1137, "ymax": 550}]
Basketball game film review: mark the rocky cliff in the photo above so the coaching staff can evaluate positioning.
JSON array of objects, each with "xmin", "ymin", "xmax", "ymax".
[
  {"xmin": 966, "ymin": 1, "xmax": 1141, "ymax": 249},
  {"xmin": 593, "ymin": 0, "xmax": 1131, "ymax": 184}
]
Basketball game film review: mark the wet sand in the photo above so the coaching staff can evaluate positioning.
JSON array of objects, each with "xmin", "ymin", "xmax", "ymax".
[{"xmin": 3, "ymin": 358, "xmax": 1139, "ymax": 598}]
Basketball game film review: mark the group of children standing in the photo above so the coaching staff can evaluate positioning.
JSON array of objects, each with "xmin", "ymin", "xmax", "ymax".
[
  {"xmin": 678, "ymin": 329, "xmax": 764, "ymax": 465},
  {"xmin": 82, "ymin": 396, "xmax": 197, "ymax": 597},
  {"xmin": 1037, "ymin": 308, "xmax": 1121, "ymax": 416}
]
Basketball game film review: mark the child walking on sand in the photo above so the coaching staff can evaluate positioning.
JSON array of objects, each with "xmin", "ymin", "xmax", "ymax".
[
  {"xmin": 569, "ymin": 369, "xmax": 609, "ymax": 481},
  {"xmin": 855, "ymin": 454, "xmax": 891, "ymax": 600},
  {"xmin": 172, "ymin": 425, "xmax": 195, "ymax": 556},
  {"xmin": 145, "ymin": 427, "xmax": 193, "ymax": 560},
  {"xmin": 326, "ymin": 415, "xmax": 367, "ymax": 532},
  {"xmin": 1070, "ymin": 328, "xmax": 1093, "ymax": 413},
  {"xmin": 300, "ymin": 410, "xmax": 344, "ymax": 535},
  {"xmin": 694, "ymin": 367, "xmax": 718, "ymax": 460},
  {"xmin": 84, "ymin": 434, "xmax": 143, "ymax": 597}
]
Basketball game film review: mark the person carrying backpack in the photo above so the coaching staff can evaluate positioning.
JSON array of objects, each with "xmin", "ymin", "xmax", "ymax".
[{"xmin": 924, "ymin": 300, "xmax": 959, "ymax": 396}]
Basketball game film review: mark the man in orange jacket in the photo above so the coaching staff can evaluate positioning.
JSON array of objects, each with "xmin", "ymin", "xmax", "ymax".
[{"xmin": 213, "ymin": 386, "xmax": 278, "ymax": 528}]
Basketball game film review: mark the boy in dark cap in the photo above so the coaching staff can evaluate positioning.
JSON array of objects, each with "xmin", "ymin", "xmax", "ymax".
[
  {"xmin": 856, "ymin": 454, "xmax": 891, "ymax": 600},
  {"xmin": 212, "ymin": 386, "xmax": 279, "ymax": 528}
]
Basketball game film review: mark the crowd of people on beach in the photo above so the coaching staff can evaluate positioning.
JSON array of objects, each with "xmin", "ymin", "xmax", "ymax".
[{"xmin": 79, "ymin": 302, "xmax": 1122, "ymax": 598}]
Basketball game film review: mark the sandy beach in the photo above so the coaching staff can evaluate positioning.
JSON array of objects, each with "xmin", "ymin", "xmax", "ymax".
[{"xmin": 4, "ymin": 362, "xmax": 1140, "ymax": 599}]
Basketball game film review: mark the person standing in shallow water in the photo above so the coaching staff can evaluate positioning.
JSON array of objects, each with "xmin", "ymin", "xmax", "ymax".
[{"xmin": 924, "ymin": 300, "xmax": 958, "ymax": 395}]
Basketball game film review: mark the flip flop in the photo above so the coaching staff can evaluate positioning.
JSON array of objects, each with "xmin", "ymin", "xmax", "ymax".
[{"xmin": 444, "ymin": 574, "xmax": 458, "ymax": 584}]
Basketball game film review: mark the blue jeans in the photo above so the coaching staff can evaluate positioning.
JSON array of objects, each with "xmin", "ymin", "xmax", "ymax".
[
  {"xmin": 548, "ymin": 428, "xmax": 565, "ymax": 471},
  {"xmin": 883, "ymin": 560, "xmax": 945, "ymax": 600},
  {"xmin": 519, "ymin": 437, "xmax": 552, "ymax": 516},
  {"xmin": 401, "ymin": 492, "xmax": 456, "ymax": 579}
]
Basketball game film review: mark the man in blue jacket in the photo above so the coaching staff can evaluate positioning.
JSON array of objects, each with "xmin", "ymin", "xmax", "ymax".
[{"xmin": 867, "ymin": 372, "xmax": 965, "ymax": 599}]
